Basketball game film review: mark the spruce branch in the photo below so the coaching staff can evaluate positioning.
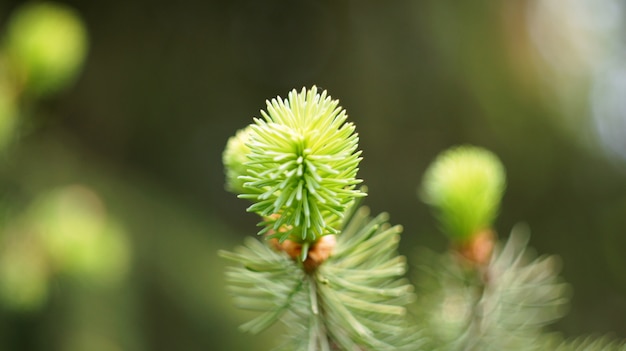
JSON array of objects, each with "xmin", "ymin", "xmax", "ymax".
[
  {"xmin": 415, "ymin": 144, "xmax": 626, "ymax": 351},
  {"xmin": 413, "ymin": 225, "xmax": 570, "ymax": 351},
  {"xmin": 219, "ymin": 237, "xmax": 305, "ymax": 334},
  {"xmin": 222, "ymin": 93, "xmax": 626, "ymax": 351},
  {"xmin": 312, "ymin": 207, "xmax": 416, "ymax": 350},
  {"xmin": 220, "ymin": 206, "xmax": 417, "ymax": 351}
]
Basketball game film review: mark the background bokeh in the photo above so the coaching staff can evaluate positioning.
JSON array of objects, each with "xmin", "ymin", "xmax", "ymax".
[{"xmin": 1, "ymin": 0, "xmax": 625, "ymax": 350}]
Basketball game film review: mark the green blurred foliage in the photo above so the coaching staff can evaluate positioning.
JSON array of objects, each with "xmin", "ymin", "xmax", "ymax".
[
  {"xmin": 0, "ymin": 78, "xmax": 17, "ymax": 150},
  {"xmin": 3, "ymin": 2, "xmax": 87, "ymax": 97},
  {"xmin": 0, "ymin": 0, "xmax": 624, "ymax": 350}
]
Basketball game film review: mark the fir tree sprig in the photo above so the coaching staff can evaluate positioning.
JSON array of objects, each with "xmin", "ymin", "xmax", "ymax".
[
  {"xmin": 220, "ymin": 205, "xmax": 416, "ymax": 351},
  {"xmin": 414, "ymin": 144, "xmax": 626, "ymax": 351},
  {"xmin": 412, "ymin": 226, "xmax": 570, "ymax": 351},
  {"xmin": 222, "ymin": 91, "xmax": 626, "ymax": 351},
  {"xmin": 310, "ymin": 207, "xmax": 416, "ymax": 350},
  {"xmin": 221, "ymin": 87, "xmax": 412, "ymax": 349},
  {"xmin": 220, "ymin": 237, "xmax": 306, "ymax": 334}
]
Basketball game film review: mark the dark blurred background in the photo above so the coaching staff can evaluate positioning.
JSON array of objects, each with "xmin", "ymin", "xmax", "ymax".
[{"xmin": 0, "ymin": 0, "xmax": 625, "ymax": 350}]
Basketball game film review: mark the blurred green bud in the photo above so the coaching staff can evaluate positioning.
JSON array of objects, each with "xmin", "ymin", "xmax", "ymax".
[
  {"xmin": 420, "ymin": 145, "xmax": 506, "ymax": 242},
  {"xmin": 223, "ymin": 126, "xmax": 252, "ymax": 194},
  {"xmin": 3, "ymin": 1, "xmax": 88, "ymax": 96},
  {"xmin": 237, "ymin": 86, "xmax": 365, "ymax": 246},
  {"xmin": 31, "ymin": 185, "xmax": 130, "ymax": 284},
  {"xmin": 0, "ymin": 232, "xmax": 49, "ymax": 311}
]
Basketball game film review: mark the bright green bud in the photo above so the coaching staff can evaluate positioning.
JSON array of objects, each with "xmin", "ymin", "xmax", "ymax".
[
  {"xmin": 420, "ymin": 145, "xmax": 506, "ymax": 241},
  {"xmin": 4, "ymin": 2, "xmax": 88, "ymax": 96},
  {"xmin": 223, "ymin": 126, "xmax": 253, "ymax": 194},
  {"xmin": 238, "ymin": 86, "xmax": 365, "ymax": 244}
]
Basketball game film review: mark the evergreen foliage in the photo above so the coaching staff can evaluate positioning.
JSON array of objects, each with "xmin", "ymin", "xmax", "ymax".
[
  {"xmin": 221, "ymin": 86, "xmax": 626, "ymax": 350},
  {"xmin": 412, "ymin": 225, "xmax": 570, "ymax": 350},
  {"xmin": 220, "ymin": 205, "xmax": 416, "ymax": 350}
]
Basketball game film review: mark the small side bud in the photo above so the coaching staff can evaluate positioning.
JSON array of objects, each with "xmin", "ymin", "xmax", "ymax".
[{"xmin": 222, "ymin": 126, "xmax": 252, "ymax": 194}]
